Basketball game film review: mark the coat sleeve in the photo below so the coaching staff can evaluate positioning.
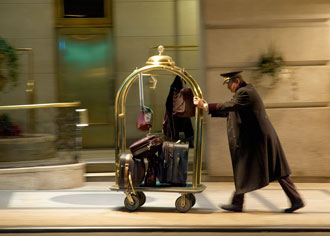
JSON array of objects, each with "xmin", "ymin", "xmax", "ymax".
[
  {"xmin": 208, "ymin": 103, "xmax": 228, "ymax": 117},
  {"xmin": 210, "ymin": 89, "xmax": 250, "ymax": 115}
]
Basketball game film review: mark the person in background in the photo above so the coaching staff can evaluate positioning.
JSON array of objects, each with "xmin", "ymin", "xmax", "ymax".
[{"xmin": 193, "ymin": 71, "xmax": 304, "ymax": 213}]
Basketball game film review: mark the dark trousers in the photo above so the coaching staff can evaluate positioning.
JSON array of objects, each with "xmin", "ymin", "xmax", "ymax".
[{"xmin": 232, "ymin": 175, "xmax": 303, "ymax": 207}]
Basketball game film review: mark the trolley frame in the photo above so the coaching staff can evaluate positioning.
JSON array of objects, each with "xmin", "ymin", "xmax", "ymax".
[{"xmin": 109, "ymin": 64, "xmax": 205, "ymax": 212}]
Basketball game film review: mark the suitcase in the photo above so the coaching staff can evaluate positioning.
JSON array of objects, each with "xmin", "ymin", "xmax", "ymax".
[
  {"xmin": 157, "ymin": 141, "xmax": 189, "ymax": 186},
  {"xmin": 118, "ymin": 153, "xmax": 145, "ymax": 187},
  {"xmin": 129, "ymin": 134, "xmax": 162, "ymax": 159}
]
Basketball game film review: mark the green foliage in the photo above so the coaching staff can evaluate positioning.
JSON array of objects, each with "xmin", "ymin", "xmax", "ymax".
[
  {"xmin": 0, "ymin": 37, "xmax": 19, "ymax": 92},
  {"xmin": 0, "ymin": 113, "xmax": 22, "ymax": 136},
  {"xmin": 258, "ymin": 48, "xmax": 285, "ymax": 77}
]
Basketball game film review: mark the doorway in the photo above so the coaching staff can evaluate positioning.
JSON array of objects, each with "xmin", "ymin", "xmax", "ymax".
[{"xmin": 57, "ymin": 28, "xmax": 115, "ymax": 148}]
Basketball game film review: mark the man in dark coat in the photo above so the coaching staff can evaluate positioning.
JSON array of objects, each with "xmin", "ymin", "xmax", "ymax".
[{"xmin": 193, "ymin": 71, "xmax": 304, "ymax": 213}]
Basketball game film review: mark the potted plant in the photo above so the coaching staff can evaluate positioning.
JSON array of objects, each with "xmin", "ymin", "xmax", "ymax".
[
  {"xmin": 258, "ymin": 47, "xmax": 285, "ymax": 77},
  {"xmin": 0, "ymin": 37, "xmax": 19, "ymax": 92},
  {"xmin": 254, "ymin": 47, "xmax": 286, "ymax": 88},
  {"xmin": 0, "ymin": 113, "xmax": 58, "ymax": 163},
  {"xmin": 0, "ymin": 113, "xmax": 22, "ymax": 137}
]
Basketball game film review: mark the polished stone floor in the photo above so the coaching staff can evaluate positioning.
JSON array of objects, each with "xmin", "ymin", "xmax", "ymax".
[{"xmin": 0, "ymin": 182, "xmax": 330, "ymax": 230}]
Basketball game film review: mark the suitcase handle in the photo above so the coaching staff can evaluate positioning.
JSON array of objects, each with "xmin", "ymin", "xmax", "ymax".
[{"xmin": 128, "ymin": 173, "xmax": 136, "ymax": 196}]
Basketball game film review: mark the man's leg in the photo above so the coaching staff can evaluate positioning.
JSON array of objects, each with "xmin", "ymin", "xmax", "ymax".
[
  {"xmin": 220, "ymin": 192, "xmax": 244, "ymax": 212},
  {"xmin": 232, "ymin": 192, "xmax": 244, "ymax": 206},
  {"xmin": 278, "ymin": 175, "xmax": 304, "ymax": 213}
]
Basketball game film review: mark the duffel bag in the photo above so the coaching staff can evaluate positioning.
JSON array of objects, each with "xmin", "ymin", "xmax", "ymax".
[
  {"xmin": 129, "ymin": 134, "xmax": 162, "ymax": 159},
  {"xmin": 172, "ymin": 87, "xmax": 195, "ymax": 118}
]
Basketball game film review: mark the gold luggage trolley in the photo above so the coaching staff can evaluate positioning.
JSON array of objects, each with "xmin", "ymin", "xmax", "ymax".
[{"xmin": 109, "ymin": 46, "xmax": 206, "ymax": 213}]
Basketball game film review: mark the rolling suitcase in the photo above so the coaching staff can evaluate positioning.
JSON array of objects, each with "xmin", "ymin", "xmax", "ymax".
[
  {"xmin": 158, "ymin": 141, "xmax": 189, "ymax": 186},
  {"xmin": 118, "ymin": 153, "xmax": 145, "ymax": 187}
]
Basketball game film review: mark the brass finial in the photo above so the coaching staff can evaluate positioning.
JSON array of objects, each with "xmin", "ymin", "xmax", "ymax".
[
  {"xmin": 158, "ymin": 45, "xmax": 164, "ymax": 55},
  {"xmin": 146, "ymin": 45, "xmax": 175, "ymax": 66}
]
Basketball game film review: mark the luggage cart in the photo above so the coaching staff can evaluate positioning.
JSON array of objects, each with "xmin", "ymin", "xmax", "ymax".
[{"xmin": 109, "ymin": 46, "xmax": 206, "ymax": 213}]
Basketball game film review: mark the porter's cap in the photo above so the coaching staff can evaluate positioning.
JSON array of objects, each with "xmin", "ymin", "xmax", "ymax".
[{"xmin": 220, "ymin": 71, "xmax": 242, "ymax": 84}]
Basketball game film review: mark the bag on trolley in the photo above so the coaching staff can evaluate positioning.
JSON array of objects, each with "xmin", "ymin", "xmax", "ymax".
[
  {"xmin": 144, "ymin": 154, "xmax": 158, "ymax": 187},
  {"xmin": 129, "ymin": 134, "xmax": 162, "ymax": 159},
  {"xmin": 136, "ymin": 73, "xmax": 153, "ymax": 132},
  {"xmin": 118, "ymin": 153, "xmax": 145, "ymax": 187},
  {"xmin": 157, "ymin": 141, "xmax": 189, "ymax": 186},
  {"xmin": 172, "ymin": 87, "xmax": 196, "ymax": 118}
]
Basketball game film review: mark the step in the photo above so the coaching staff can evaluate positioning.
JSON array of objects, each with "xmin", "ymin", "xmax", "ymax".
[
  {"xmin": 85, "ymin": 172, "xmax": 116, "ymax": 182},
  {"xmin": 85, "ymin": 161, "xmax": 116, "ymax": 173},
  {"xmin": 79, "ymin": 149, "xmax": 116, "ymax": 174}
]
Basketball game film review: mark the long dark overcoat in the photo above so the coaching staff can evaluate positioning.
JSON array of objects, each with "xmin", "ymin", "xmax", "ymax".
[{"xmin": 208, "ymin": 83, "xmax": 291, "ymax": 194}]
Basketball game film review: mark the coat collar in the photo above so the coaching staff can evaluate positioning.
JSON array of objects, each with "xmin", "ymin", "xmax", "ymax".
[{"xmin": 235, "ymin": 81, "xmax": 247, "ymax": 92}]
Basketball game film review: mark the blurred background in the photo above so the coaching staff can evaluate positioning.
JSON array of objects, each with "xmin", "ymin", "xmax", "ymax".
[{"xmin": 0, "ymin": 0, "xmax": 329, "ymax": 189}]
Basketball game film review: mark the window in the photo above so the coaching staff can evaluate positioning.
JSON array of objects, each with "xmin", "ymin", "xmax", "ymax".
[{"xmin": 55, "ymin": 0, "xmax": 112, "ymax": 27}]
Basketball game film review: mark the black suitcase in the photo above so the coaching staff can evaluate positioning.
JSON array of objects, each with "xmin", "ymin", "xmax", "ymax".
[
  {"xmin": 157, "ymin": 141, "xmax": 189, "ymax": 186},
  {"xmin": 118, "ymin": 153, "xmax": 145, "ymax": 187}
]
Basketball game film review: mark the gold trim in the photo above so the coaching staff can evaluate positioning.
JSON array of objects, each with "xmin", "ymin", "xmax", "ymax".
[
  {"xmin": 265, "ymin": 102, "xmax": 330, "ymax": 109},
  {"xmin": 0, "ymin": 102, "xmax": 81, "ymax": 111},
  {"xmin": 151, "ymin": 45, "xmax": 198, "ymax": 49},
  {"xmin": 146, "ymin": 45, "xmax": 175, "ymax": 66}
]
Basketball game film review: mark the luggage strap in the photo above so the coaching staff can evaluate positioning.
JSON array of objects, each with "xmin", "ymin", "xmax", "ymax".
[
  {"xmin": 164, "ymin": 142, "xmax": 175, "ymax": 163},
  {"xmin": 133, "ymin": 143, "xmax": 152, "ymax": 156}
]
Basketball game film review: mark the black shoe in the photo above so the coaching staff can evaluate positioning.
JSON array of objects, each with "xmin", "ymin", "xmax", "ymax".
[
  {"xmin": 220, "ymin": 204, "xmax": 243, "ymax": 212},
  {"xmin": 284, "ymin": 201, "xmax": 305, "ymax": 213}
]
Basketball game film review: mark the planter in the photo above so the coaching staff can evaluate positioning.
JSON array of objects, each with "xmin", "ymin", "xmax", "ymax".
[
  {"xmin": 0, "ymin": 163, "xmax": 85, "ymax": 190},
  {"xmin": 0, "ymin": 134, "xmax": 56, "ymax": 162}
]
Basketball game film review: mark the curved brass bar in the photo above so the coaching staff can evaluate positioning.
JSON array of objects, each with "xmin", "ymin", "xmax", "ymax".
[
  {"xmin": 197, "ymin": 115, "xmax": 204, "ymax": 185},
  {"xmin": 114, "ymin": 65, "xmax": 204, "ymax": 187}
]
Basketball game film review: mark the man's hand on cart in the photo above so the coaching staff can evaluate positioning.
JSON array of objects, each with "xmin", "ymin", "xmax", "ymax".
[{"xmin": 193, "ymin": 96, "xmax": 209, "ymax": 111}]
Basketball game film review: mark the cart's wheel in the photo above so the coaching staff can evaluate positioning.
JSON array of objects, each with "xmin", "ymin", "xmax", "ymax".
[
  {"xmin": 187, "ymin": 193, "xmax": 196, "ymax": 207},
  {"xmin": 136, "ymin": 191, "xmax": 146, "ymax": 206},
  {"xmin": 124, "ymin": 195, "xmax": 140, "ymax": 211},
  {"xmin": 175, "ymin": 196, "xmax": 192, "ymax": 213}
]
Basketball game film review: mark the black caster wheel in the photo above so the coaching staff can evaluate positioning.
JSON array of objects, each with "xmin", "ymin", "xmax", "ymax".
[
  {"xmin": 136, "ymin": 191, "xmax": 146, "ymax": 206},
  {"xmin": 187, "ymin": 193, "xmax": 196, "ymax": 207},
  {"xmin": 175, "ymin": 196, "xmax": 192, "ymax": 213},
  {"xmin": 124, "ymin": 195, "xmax": 140, "ymax": 211}
]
